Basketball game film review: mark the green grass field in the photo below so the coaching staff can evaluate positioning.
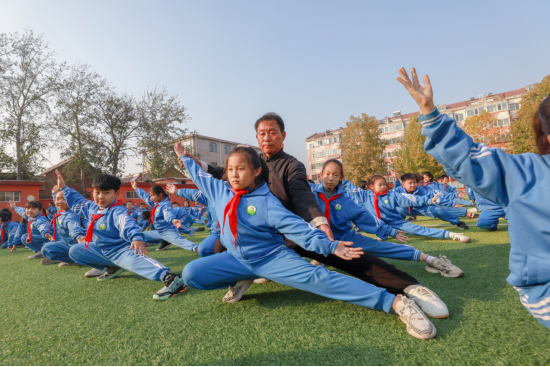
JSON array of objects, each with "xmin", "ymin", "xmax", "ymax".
[{"xmin": 1, "ymin": 218, "xmax": 550, "ymax": 366}]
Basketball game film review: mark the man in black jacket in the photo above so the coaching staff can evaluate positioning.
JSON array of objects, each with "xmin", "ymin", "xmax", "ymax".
[{"xmin": 182, "ymin": 112, "xmax": 427, "ymax": 304}]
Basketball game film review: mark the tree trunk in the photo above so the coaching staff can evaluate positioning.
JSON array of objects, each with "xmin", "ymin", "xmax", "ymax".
[
  {"xmin": 15, "ymin": 115, "xmax": 22, "ymax": 180},
  {"xmin": 75, "ymin": 116, "xmax": 86, "ymax": 194}
]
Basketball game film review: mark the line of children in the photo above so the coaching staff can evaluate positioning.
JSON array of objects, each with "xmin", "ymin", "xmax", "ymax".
[
  {"xmin": 397, "ymin": 66, "xmax": 550, "ymax": 330},
  {"xmin": 176, "ymin": 143, "xmax": 438, "ymax": 339},
  {"xmin": 422, "ymin": 172, "xmax": 479, "ymax": 219}
]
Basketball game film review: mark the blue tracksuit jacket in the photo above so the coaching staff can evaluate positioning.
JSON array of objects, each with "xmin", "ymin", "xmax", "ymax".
[
  {"xmin": 176, "ymin": 188, "xmax": 220, "ymax": 235},
  {"xmin": 341, "ymin": 180, "xmax": 436, "ymax": 223},
  {"xmin": 180, "ymin": 156, "xmax": 340, "ymax": 260},
  {"xmin": 13, "ymin": 208, "xmax": 58, "ymax": 244},
  {"xmin": 393, "ymin": 180, "xmax": 454, "ymax": 207},
  {"xmin": 420, "ymin": 108, "xmax": 550, "ymax": 288},
  {"xmin": 466, "ymin": 186, "xmax": 476, "ymax": 201},
  {"xmin": 1, "ymin": 220, "xmax": 19, "ymax": 248},
  {"xmin": 309, "ymin": 183, "xmax": 398, "ymax": 240},
  {"xmin": 126, "ymin": 208, "xmax": 140, "ymax": 221},
  {"xmin": 62, "ymin": 186, "xmax": 145, "ymax": 249},
  {"xmin": 134, "ymin": 188, "xmax": 177, "ymax": 231},
  {"xmin": 51, "ymin": 210, "xmax": 87, "ymax": 246}
]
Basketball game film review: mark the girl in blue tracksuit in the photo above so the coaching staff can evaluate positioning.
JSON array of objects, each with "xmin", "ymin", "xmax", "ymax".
[
  {"xmin": 166, "ymin": 184, "xmax": 219, "ymax": 258},
  {"xmin": 47, "ymin": 203, "xmax": 57, "ymax": 220},
  {"xmin": 131, "ymin": 182, "xmax": 197, "ymax": 253},
  {"xmin": 41, "ymin": 188, "xmax": 87, "ymax": 265},
  {"xmin": 177, "ymin": 144, "xmax": 437, "ymax": 339},
  {"xmin": 0, "ymin": 209, "xmax": 19, "ymax": 250},
  {"xmin": 342, "ymin": 178, "xmax": 470, "ymax": 244},
  {"xmin": 10, "ymin": 200, "xmax": 59, "ymax": 259},
  {"xmin": 397, "ymin": 66, "xmax": 550, "ymax": 328},
  {"xmin": 470, "ymin": 189, "xmax": 506, "ymax": 231},
  {"xmin": 171, "ymin": 206, "xmax": 196, "ymax": 236},
  {"xmin": 420, "ymin": 178, "xmax": 477, "ymax": 219}
]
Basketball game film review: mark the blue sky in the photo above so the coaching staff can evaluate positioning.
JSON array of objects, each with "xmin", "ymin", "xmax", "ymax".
[{"xmin": 2, "ymin": 0, "xmax": 549, "ymax": 175}]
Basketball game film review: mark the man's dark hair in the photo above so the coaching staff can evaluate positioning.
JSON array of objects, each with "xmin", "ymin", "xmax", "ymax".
[
  {"xmin": 0, "ymin": 209, "xmax": 12, "ymax": 222},
  {"xmin": 400, "ymin": 173, "xmax": 417, "ymax": 182},
  {"xmin": 254, "ymin": 112, "xmax": 285, "ymax": 133},
  {"xmin": 92, "ymin": 174, "xmax": 121, "ymax": 191},
  {"xmin": 141, "ymin": 210, "xmax": 151, "ymax": 220}
]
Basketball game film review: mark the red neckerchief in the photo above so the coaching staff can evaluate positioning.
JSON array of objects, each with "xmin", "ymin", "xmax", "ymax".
[
  {"xmin": 1, "ymin": 220, "xmax": 12, "ymax": 243},
  {"xmin": 84, "ymin": 200, "xmax": 123, "ymax": 251},
  {"xmin": 48, "ymin": 210, "xmax": 65, "ymax": 241},
  {"xmin": 222, "ymin": 188, "xmax": 248, "ymax": 249},
  {"xmin": 317, "ymin": 192, "xmax": 342, "ymax": 227},
  {"xmin": 373, "ymin": 190, "xmax": 389, "ymax": 219},
  {"xmin": 150, "ymin": 204, "xmax": 160, "ymax": 226},
  {"xmin": 425, "ymin": 182, "xmax": 433, "ymax": 186},
  {"xmin": 26, "ymin": 213, "xmax": 45, "ymax": 243}
]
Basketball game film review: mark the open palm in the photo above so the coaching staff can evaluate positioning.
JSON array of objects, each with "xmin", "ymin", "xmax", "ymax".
[{"xmin": 396, "ymin": 67, "xmax": 435, "ymax": 115}]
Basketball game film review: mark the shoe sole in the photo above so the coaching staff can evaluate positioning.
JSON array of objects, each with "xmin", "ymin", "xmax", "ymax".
[
  {"xmin": 97, "ymin": 268, "xmax": 125, "ymax": 281},
  {"xmin": 423, "ymin": 311, "xmax": 449, "ymax": 319},
  {"xmin": 425, "ymin": 266, "xmax": 464, "ymax": 278},
  {"xmin": 153, "ymin": 285, "xmax": 188, "ymax": 301},
  {"xmin": 58, "ymin": 262, "xmax": 79, "ymax": 267}
]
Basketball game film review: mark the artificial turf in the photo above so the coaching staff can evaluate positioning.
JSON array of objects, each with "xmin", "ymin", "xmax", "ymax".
[{"xmin": 1, "ymin": 218, "xmax": 549, "ymax": 366}]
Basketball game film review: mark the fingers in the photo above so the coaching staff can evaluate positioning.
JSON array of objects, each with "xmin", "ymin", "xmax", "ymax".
[
  {"xmin": 341, "ymin": 241, "xmax": 354, "ymax": 247},
  {"xmin": 398, "ymin": 230, "xmax": 406, "ymax": 234},
  {"xmin": 411, "ymin": 67, "xmax": 420, "ymax": 87},
  {"xmin": 424, "ymin": 74, "xmax": 431, "ymax": 87}
]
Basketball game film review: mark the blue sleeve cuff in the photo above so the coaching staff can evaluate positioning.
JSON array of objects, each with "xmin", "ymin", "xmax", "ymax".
[
  {"xmin": 330, "ymin": 240, "xmax": 339, "ymax": 254},
  {"xmin": 418, "ymin": 108, "xmax": 442, "ymax": 127},
  {"xmin": 390, "ymin": 228, "xmax": 397, "ymax": 238},
  {"xmin": 132, "ymin": 235, "xmax": 145, "ymax": 242}
]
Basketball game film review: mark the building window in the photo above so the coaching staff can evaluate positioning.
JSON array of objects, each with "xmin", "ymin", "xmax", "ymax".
[
  {"xmin": 210, "ymin": 162, "xmax": 218, "ymax": 167},
  {"xmin": 209, "ymin": 142, "xmax": 217, "ymax": 152},
  {"xmin": 317, "ymin": 140, "xmax": 323, "ymax": 146},
  {"xmin": 126, "ymin": 191, "xmax": 140, "ymax": 199},
  {"xmin": 312, "ymin": 174, "xmax": 317, "ymax": 181},
  {"xmin": 0, "ymin": 192, "xmax": 20, "ymax": 202},
  {"xmin": 437, "ymin": 105, "xmax": 446, "ymax": 111},
  {"xmin": 308, "ymin": 143, "xmax": 314, "ymax": 149},
  {"xmin": 466, "ymin": 107, "xmax": 486, "ymax": 117},
  {"xmin": 496, "ymin": 118, "xmax": 510, "ymax": 127},
  {"xmin": 509, "ymin": 103, "xmax": 520, "ymax": 112},
  {"xmin": 224, "ymin": 145, "xmax": 231, "ymax": 154},
  {"xmin": 455, "ymin": 113, "xmax": 464, "ymax": 122}
]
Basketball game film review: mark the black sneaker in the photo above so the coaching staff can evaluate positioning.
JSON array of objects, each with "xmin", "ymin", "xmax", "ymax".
[
  {"xmin": 196, "ymin": 227, "xmax": 206, "ymax": 232},
  {"xmin": 97, "ymin": 267, "xmax": 125, "ymax": 281},
  {"xmin": 456, "ymin": 221, "xmax": 469, "ymax": 230},
  {"xmin": 156, "ymin": 240, "xmax": 172, "ymax": 251},
  {"xmin": 488, "ymin": 225, "xmax": 498, "ymax": 232},
  {"xmin": 406, "ymin": 216, "xmax": 417, "ymax": 222}
]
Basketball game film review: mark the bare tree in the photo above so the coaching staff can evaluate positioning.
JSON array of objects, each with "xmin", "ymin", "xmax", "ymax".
[
  {"xmin": 0, "ymin": 30, "xmax": 66, "ymax": 179},
  {"xmin": 89, "ymin": 91, "xmax": 140, "ymax": 176},
  {"xmin": 137, "ymin": 87, "xmax": 191, "ymax": 179},
  {"xmin": 53, "ymin": 63, "xmax": 110, "ymax": 191}
]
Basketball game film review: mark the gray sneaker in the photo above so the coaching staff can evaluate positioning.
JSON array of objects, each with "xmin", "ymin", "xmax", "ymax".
[
  {"xmin": 395, "ymin": 296, "xmax": 437, "ymax": 340},
  {"xmin": 41, "ymin": 257, "xmax": 61, "ymax": 265},
  {"xmin": 222, "ymin": 280, "xmax": 253, "ymax": 303},
  {"xmin": 97, "ymin": 267, "xmax": 125, "ymax": 281},
  {"xmin": 84, "ymin": 268, "xmax": 103, "ymax": 277},
  {"xmin": 405, "ymin": 286, "xmax": 449, "ymax": 318},
  {"xmin": 28, "ymin": 251, "xmax": 44, "ymax": 260},
  {"xmin": 426, "ymin": 255, "xmax": 464, "ymax": 278}
]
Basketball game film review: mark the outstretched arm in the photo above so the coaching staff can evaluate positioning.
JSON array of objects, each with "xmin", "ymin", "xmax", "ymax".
[{"xmin": 56, "ymin": 169, "xmax": 97, "ymax": 221}]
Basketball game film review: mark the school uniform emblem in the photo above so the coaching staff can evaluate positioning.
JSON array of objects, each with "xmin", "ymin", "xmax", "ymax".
[
  {"xmin": 335, "ymin": 204, "xmax": 342, "ymax": 211},
  {"xmin": 30, "ymin": 224, "xmax": 34, "ymax": 229},
  {"xmin": 384, "ymin": 200, "xmax": 389, "ymax": 204},
  {"xmin": 58, "ymin": 220, "xmax": 62, "ymax": 225},
  {"xmin": 246, "ymin": 206, "xmax": 257, "ymax": 215},
  {"xmin": 99, "ymin": 223, "xmax": 107, "ymax": 230}
]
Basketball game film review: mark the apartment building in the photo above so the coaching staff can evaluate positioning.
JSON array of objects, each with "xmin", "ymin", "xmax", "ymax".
[{"xmin": 305, "ymin": 84, "xmax": 534, "ymax": 182}]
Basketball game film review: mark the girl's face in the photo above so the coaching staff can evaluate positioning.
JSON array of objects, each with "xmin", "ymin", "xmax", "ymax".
[
  {"xmin": 370, "ymin": 178, "xmax": 387, "ymax": 193},
  {"xmin": 183, "ymin": 201, "xmax": 189, "ymax": 208},
  {"xmin": 227, "ymin": 153, "xmax": 261, "ymax": 190},
  {"xmin": 25, "ymin": 207, "xmax": 41, "ymax": 218},
  {"xmin": 54, "ymin": 191, "xmax": 70, "ymax": 211},
  {"xmin": 320, "ymin": 162, "xmax": 342, "ymax": 191},
  {"xmin": 149, "ymin": 192, "xmax": 163, "ymax": 203},
  {"xmin": 423, "ymin": 174, "xmax": 431, "ymax": 182}
]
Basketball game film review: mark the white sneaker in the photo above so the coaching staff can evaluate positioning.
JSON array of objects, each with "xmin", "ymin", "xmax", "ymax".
[
  {"xmin": 310, "ymin": 259, "xmax": 325, "ymax": 267},
  {"xmin": 467, "ymin": 208, "xmax": 478, "ymax": 214},
  {"xmin": 449, "ymin": 232, "xmax": 470, "ymax": 243},
  {"xmin": 405, "ymin": 286, "xmax": 449, "ymax": 319},
  {"xmin": 253, "ymin": 278, "xmax": 271, "ymax": 284},
  {"xmin": 85, "ymin": 268, "xmax": 103, "ymax": 277},
  {"xmin": 426, "ymin": 255, "xmax": 464, "ymax": 278},
  {"xmin": 58, "ymin": 262, "xmax": 79, "ymax": 267},
  {"xmin": 41, "ymin": 257, "xmax": 61, "ymax": 265},
  {"xmin": 394, "ymin": 296, "xmax": 437, "ymax": 340},
  {"xmin": 222, "ymin": 280, "xmax": 253, "ymax": 303}
]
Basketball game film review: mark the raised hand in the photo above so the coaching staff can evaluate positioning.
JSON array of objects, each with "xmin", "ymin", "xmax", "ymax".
[
  {"xmin": 431, "ymin": 194, "xmax": 440, "ymax": 204},
  {"xmin": 174, "ymin": 142, "xmax": 185, "ymax": 158},
  {"xmin": 334, "ymin": 241, "xmax": 364, "ymax": 260},
  {"xmin": 7, "ymin": 200, "xmax": 16, "ymax": 209},
  {"xmin": 130, "ymin": 180, "xmax": 138, "ymax": 190},
  {"xmin": 165, "ymin": 184, "xmax": 177, "ymax": 195},
  {"xmin": 396, "ymin": 67, "xmax": 435, "ymax": 115},
  {"xmin": 52, "ymin": 185, "xmax": 61, "ymax": 194},
  {"xmin": 55, "ymin": 169, "xmax": 66, "ymax": 189}
]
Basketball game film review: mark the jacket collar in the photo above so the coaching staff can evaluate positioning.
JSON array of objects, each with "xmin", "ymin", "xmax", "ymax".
[
  {"xmin": 223, "ymin": 181, "xmax": 270, "ymax": 197},
  {"xmin": 261, "ymin": 148, "xmax": 286, "ymax": 162}
]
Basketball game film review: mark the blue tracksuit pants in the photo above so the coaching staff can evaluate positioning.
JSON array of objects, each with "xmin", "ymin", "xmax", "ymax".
[
  {"xmin": 517, "ymin": 283, "xmax": 550, "ymax": 330},
  {"xmin": 453, "ymin": 198, "xmax": 473, "ymax": 206},
  {"xmin": 178, "ymin": 224, "xmax": 193, "ymax": 235},
  {"xmin": 42, "ymin": 241, "xmax": 74, "ymax": 263},
  {"xmin": 339, "ymin": 230, "xmax": 421, "ymax": 261},
  {"xmin": 436, "ymin": 205, "xmax": 467, "ymax": 217},
  {"xmin": 21, "ymin": 234, "xmax": 48, "ymax": 253},
  {"xmin": 388, "ymin": 220, "xmax": 449, "ymax": 240},
  {"xmin": 68, "ymin": 242, "xmax": 169, "ymax": 281},
  {"xmin": 1, "ymin": 240, "xmax": 10, "ymax": 248},
  {"xmin": 143, "ymin": 227, "xmax": 197, "ymax": 252},
  {"xmin": 398, "ymin": 206, "xmax": 460, "ymax": 225},
  {"xmin": 137, "ymin": 220, "xmax": 149, "ymax": 230},
  {"xmin": 182, "ymin": 247, "xmax": 395, "ymax": 313},
  {"xmin": 477, "ymin": 209, "xmax": 506, "ymax": 230},
  {"xmin": 197, "ymin": 233, "xmax": 220, "ymax": 258}
]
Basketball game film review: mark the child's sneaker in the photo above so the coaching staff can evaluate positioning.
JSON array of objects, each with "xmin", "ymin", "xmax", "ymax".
[
  {"xmin": 28, "ymin": 251, "xmax": 44, "ymax": 259},
  {"xmin": 405, "ymin": 286, "xmax": 449, "ymax": 318},
  {"xmin": 97, "ymin": 266, "xmax": 125, "ymax": 281},
  {"xmin": 58, "ymin": 262, "xmax": 79, "ymax": 267},
  {"xmin": 456, "ymin": 221, "xmax": 469, "ymax": 229},
  {"xmin": 222, "ymin": 280, "xmax": 253, "ymax": 303},
  {"xmin": 85, "ymin": 268, "xmax": 103, "ymax": 277},
  {"xmin": 41, "ymin": 257, "xmax": 61, "ymax": 265},
  {"xmin": 253, "ymin": 278, "xmax": 271, "ymax": 284},
  {"xmin": 153, "ymin": 273, "xmax": 188, "ymax": 300},
  {"xmin": 188, "ymin": 228, "xmax": 196, "ymax": 237},
  {"xmin": 394, "ymin": 296, "xmax": 437, "ymax": 340},
  {"xmin": 466, "ymin": 208, "xmax": 478, "ymax": 214},
  {"xmin": 467, "ymin": 213, "xmax": 479, "ymax": 219},
  {"xmin": 156, "ymin": 241, "xmax": 172, "ymax": 251},
  {"xmin": 449, "ymin": 232, "xmax": 470, "ymax": 243},
  {"xmin": 426, "ymin": 255, "xmax": 464, "ymax": 278}
]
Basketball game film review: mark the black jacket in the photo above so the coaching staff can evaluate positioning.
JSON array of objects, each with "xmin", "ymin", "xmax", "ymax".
[{"xmin": 206, "ymin": 149, "xmax": 324, "ymax": 223}]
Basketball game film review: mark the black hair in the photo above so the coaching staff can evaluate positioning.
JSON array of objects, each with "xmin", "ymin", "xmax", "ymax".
[
  {"xmin": 400, "ymin": 173, "xmax": 417, "ymax": 182},
  {"xmin": 0, "ymin": 209, "xmax": 12, "ymax": 222},
  {"xmin": 254, "ymin": 112, "xmax": 285, "ymax": 133},
  {"xmin": 150, "ymin": 185, "xmax": 168, "ymax": 200},
  {"xmin": 139, "ymin": 203, "xmax": 146, "ymax": 206},
  {"xmin": 415, "ymin": 173, "xmax": 424, "ymax": 183},
  {"xmin": 225, "ymin": 146, "xmax": 269, "ymax": 186},
  {"xmin": 25, "ymin": 200, "xmax": 47, "ymax": 216},
  {"xmin": 534, "ymin": 94, "xmax": 550, "ymax": 155},
  {"xmin": 92, "ymin": 173, "xmax": 121, "ymax": 191},
  {"xmin": 126, "ymin": 201, "xmax": 134, "ymax": 204},
  {"xmin": 359, "ymin": 180, "xmax": 368, "ymax": 190},
  {"xmin": 369, "ymin": 175, "xmax": 386, "ymax": 186},
  {"xmin": 422, "ymin": 171, "xmax": 434, "ymax": 182},
  {"xmin": 49, "ymin": 202, "xmax": 54, "ymax": 206},
  {"xmin": 321, "ymin": 159, "xmax": 344, "ymax": 177},
  {"xmin": 438, "ymin": 174, "xmax": 449, "ymax": 180},
  {"xmin": 171, "ymin": 202, "xmax": 180, "ymax": 207},
  {"xmin": 141, "ymin": 210, "xmax": 151, "ymax": 221}
]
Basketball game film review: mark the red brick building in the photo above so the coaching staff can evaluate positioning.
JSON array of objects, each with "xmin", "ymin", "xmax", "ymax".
[{"xmin": 0, "ymin": 180, "xmax": 46, "ymax": 221}]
